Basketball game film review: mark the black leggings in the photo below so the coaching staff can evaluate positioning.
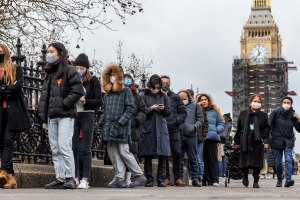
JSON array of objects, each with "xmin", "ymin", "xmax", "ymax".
[{"xmin": 72, "ymin": 112, "xmax": 94, "ymax": 180}]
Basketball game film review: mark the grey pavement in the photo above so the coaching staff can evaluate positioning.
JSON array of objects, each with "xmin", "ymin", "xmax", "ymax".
[{"xmin": 1, "ymin": 176, "xmax": 300, "ymax": 200}]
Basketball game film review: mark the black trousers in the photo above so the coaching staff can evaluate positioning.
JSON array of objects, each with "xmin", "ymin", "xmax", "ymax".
[
  {"xmin": 72, "ymin": 112, "xmax": 94, "ymax": 179},
  {"xmin": 0, "ymin": 109, "xmax": 17, "ymax": 174},
  {"xmin": 242, "ymin": 167, "xmax": 261, "ymax": 183},
  {"xmin": 165, "ymin": 131, "xmax": 181, "ymax": 180},
  {"xmin": 144, "ymin": 155, "xmax": 167, "ymax": 183},
  {"xmin": 202, "ymin": 139, "xmax": 219, "ymax": 186}
]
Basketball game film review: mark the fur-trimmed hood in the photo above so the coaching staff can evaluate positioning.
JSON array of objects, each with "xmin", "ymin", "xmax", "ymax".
[{"xmin": 101, "ymin": 63, "xmax": 124, "ymax": 93}]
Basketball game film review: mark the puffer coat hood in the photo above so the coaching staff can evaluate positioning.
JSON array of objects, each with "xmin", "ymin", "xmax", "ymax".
[{"xmin": 101, "ymin": 63, "xmax": 124, "ymax": 93}]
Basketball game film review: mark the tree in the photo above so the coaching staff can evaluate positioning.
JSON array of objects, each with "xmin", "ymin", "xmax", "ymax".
[
  {"xmin": 0, "ymin": 0, "xmax": 143, "ymax": 51},
  {"xmin": 116, "ymin": 40, "xmax": 152, "ymax": 87}
]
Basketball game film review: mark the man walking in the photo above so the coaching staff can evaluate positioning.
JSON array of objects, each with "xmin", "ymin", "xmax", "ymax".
[{"xmin": 161, "ymin": 75, "xmax": 187, "ymax": 186}]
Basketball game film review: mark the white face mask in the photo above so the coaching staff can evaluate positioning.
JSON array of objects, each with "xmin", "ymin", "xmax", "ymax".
[
  {"xmin": 110, "ymin": 76, "xmax": 116, "ymax": 83},
  {"xmin": 251, "ymin": 102, "xmax": 261, "ymax": 110},
  {"xmin": 282, "ymin": 104, "xmax": 291, "ymax": 111},
  {"xmin": 151, "ymin": 89, "xmax": 160, "ymax": 93}
]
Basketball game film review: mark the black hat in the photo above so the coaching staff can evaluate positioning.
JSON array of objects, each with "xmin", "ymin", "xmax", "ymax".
[
  {"xmin": 281, "ymin": 96, "xmax": 293, "ymax": 104},
  {"xmin": 48, "ymin": 42, "xmax": 66, "ymax": 54},
  {"xmin": 74, "ymin": 53, "xmax": 90, "ymax": 69}
]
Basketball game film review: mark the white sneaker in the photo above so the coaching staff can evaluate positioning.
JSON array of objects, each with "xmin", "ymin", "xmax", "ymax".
[
  {"xmin": 75, "ymin": 179, "xmax": 79, "ymax": 187},
  {"xmin": 213, "ymin": 183, "xmax": 219, "ymax": 187},
  {"xmin": 108, "ymin": 177, "xmax": 116, "ymax": 186},
  {"xmin": 126, "ymin": 179, "xmax": 131, "ymax": 187},
  {"xmin": 125, "ymin": 172, "xmax": 132, "ymax": 187},
  {"xmin": 260, "ymin": 174, "xmax": 266, "ymax": 179},
  {"xmin": 77, "ymin": 179, "xmax": 90, "ymax": 189}
]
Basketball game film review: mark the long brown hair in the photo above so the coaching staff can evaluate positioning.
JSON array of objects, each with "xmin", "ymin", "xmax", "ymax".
[
  {"xmin": 196, "ymin": 93, "xmax": 217, "ymax": 108},
  {"xmin": 0, "ymin": 44, "xmax": 16, "ymax": 85},
  {"xmin": 249, "ymin": 93, "xmax": 263, "ymax": 105},
  {"xmin": 81, "ymin": 70, "xmax": 93, "ymax": 83}
]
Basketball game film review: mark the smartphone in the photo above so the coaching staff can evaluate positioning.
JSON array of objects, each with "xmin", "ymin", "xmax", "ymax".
[{"xmin": 158, "ymin": 104, "xmax": 164, "ymax": 106}]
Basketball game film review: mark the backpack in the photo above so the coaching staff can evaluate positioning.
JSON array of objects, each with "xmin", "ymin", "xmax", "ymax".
[{"xmin": 220, "ymin": 113, "xmax": 232, "ymax": 144}]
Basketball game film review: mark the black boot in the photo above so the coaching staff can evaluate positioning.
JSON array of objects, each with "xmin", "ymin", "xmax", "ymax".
[
  {"xmin": 242, "ymin": 175, "xmax": 249, "ymax": 188},
  {"xmin": 276, "ymin": 180, "xmax": 282, "ymax": 187},
  {"xmin": 284, "ymin": 180, "xmax": 295, "ymax": 187},
  {"xmin": 253, "ymin": 182, "xmax": 260, "ymax": 188}
]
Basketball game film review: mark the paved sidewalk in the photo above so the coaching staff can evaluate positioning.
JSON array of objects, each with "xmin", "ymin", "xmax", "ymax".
[{"xmin": 1, "ymin": 176, "xmax": 300, "ymax": 200}]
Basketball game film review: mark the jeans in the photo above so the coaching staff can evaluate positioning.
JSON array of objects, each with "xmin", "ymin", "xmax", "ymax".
[
  {"xmin": 165, "ymin": 131, "xmax": 181, "ymax": 180},
  {"xmin": 180, "ymin": 136, "xmax": 199, "ymax": 181},
  {"xmin": 273, "ymin": 146, "xmax": 293, "ymax": 181},
  {"xmin": 78, "ymin": 138, "xmax": 83, "ymax": 180},
  {"xmin": 72, "ymin": 112, "xmax": 94, "ymax": 179},
  {"xmin": 197, "ymin": 142, "xmax": 204, "ymax": 178},
  {"xmin": 0, "ymin": 109, "xmax": 17, "ymax": 174},
  {"xmin": 48, "ymin": 117, "xmax": 75, "ymax": 179},
  {"xmin": 218, "ymin": 156, "xmax": 226, "ymax": 177}
]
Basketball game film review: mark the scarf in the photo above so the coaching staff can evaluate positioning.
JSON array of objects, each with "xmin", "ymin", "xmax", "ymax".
[{"xmin": 242, "ymin": 108, "xmax": 261, "ymax": 152}]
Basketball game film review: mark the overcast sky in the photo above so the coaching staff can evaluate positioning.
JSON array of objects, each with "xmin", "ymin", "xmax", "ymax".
[{"xmin": 71, "ymin": 0, "xmax": 300, "ymax": 153}]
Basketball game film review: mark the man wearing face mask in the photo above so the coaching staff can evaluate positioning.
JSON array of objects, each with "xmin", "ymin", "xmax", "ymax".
[
  {"xmin": 100, "ymin": 64, "xmax": 147, "ymax": 188},
  {"xmin": 160, "ymin": 75, "xmax": 187, "ymax": 187},
  {"xmin": 177, "ymin": 90, "xmax": 203, "ymax": 187},
  {"xmin": 72, "ymin": 53, "xmax": 102, "ymax": 189},
  {"xmin": 139, "ymin": 74, "xmax": 171, "ymax": 187},
  {"xmin": 269, "ymin": 96, "xmax": 300, "ymax": 188}
]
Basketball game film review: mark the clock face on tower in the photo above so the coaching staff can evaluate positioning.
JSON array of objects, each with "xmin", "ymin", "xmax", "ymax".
[{"xmin": 249, "ymin": 44, "xmax": 269, "ymax": 64}]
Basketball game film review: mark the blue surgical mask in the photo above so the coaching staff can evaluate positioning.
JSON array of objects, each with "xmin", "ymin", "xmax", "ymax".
[
  {"xmin": 46, "ymin": 53, "xmax": 59, "ymax": 64},
  {"xmin": 78, "ymin": 69, "xmax": 87, "ymax": 77},
  {"xmin": 183, "ymin": 100, "xmax": 189, "ymax": 105},
  {"xmin": 124, "ymin": 77, "xmax": 133, "ymax": 87}
]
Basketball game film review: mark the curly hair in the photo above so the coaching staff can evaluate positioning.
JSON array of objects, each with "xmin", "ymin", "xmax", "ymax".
[
  {"xmin": 196, "ymin": 93, "xmax": 216, "ymax": 108},
  {"xmin": 147, "ymin": 74, "xmax": 162, "ymax": 89}
]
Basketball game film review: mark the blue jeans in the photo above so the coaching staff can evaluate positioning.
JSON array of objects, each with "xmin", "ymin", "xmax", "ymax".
[
  {"xmin": 218, "ymin": 156, "xmax": 226, "ymax": 177},
  {"xmin": 197, "ymin": 142, "xmax": 204, "ymax": 178},
  {"xmin": 180, "ymin": 136, "xmax": 199, "ymax": 181},
  {"xmin": 273, "ymin": 147, "xmax": 293, "ymax": 181}
]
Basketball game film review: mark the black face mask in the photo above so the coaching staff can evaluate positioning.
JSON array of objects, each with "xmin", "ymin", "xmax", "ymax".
[
  {"xmin": 162, "ymin": 83, "xmax": 170, "ymax": 92},
  {"xmin": 0, "ymin": 54, "xmax": 4, "ymax": 63}
]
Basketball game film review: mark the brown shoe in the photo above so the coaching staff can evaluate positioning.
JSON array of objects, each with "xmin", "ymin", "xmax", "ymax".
[
  {"xmin": 0, "ymin": 170, "xmax": 8, "ymax": 187},
  {"xmin": 3, "ymin": 173, "xmax": 17, "ymax": 189},
  {"xmin": 164, "ymin": 178, "xmax": 170, "ymax": 186},
  {"xmin": 174, "ymin": 179, "xmax": 186, "ymax": 187}
]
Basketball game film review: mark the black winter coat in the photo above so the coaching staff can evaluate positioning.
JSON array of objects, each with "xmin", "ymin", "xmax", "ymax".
[
  {"xmin": 0, "ymin": 65, "xmax": 31, "ymax": 131},
  {"xmin": 82, "ymin": 76, "xmax": 102, "ymax": 110},
  {"xmin": 234, "ymin": 109, "xmax": 271, "ymax": 169},
  {"xmin": 139, "ymin": 89, "xmax": 171, "ymax": 156},
  {"xmin": 269, "ymin": 107, "xmax": 300, "ymax": 149},
  {"xmin": 166, "ymin": 90, "xmax": 187, "ymax": 133},
  {"xmin": 197, "ymin": 107, "xmax": 208, "ymax": 143},
  {"xmin": 129, "ymin": 91, "xmax": 146, "ymax": 163},
  {"xmin": 38, "ymin": 65, "xmax": 84, "ymax": 122}
]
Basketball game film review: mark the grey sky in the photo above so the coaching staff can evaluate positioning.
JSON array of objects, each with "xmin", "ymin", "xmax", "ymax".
[{"xmin": 71, "ymin": 0, "xmax": 300, "ymax": 153}]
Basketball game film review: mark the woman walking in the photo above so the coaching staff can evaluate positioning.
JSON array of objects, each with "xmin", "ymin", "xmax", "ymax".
[
  {"xmin": 234, "ymin": 94, "xmax": 271, "ymax": 188},
  {"xmin": 198, "ymin": 93, "xmax": 225, "ymax": 187},
  {"xmin": 72, "ymin": 53, "xmax": 102, "ymax": 189},
  {"xmin": 0, "ymin": 44, "xmax": 31, "ymax": 189},
  {"xmin": 269, "ymin": 96, "xmax": 300, "ymax": 187},
  {"xmin": 38, "ymin": 43, "xmax": 84, "ymax": 189}
]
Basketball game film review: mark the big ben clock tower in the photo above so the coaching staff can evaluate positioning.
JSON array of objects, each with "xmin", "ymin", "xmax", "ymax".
[{"xmin": 229, "ymin": 0, "xmax": 297, "ymax": 127}]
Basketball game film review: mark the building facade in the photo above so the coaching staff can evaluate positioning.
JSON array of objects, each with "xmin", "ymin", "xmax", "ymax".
[{"xmin": 229, "ymin": 0, "xmax": 297, "ymax": 127}]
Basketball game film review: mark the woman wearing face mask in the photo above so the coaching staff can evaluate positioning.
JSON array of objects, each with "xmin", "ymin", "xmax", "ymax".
[
  {"xmin": 38, "ymin": 43, "xmax": 84, "ymax": 189},
  {"xmin": 234, "ymin": 94, "xmax": 271, "ymax": 189},
  {"xmin": 198, "ymin": 94, "xmax": 225, "ymax": 187},
  {"xmin": 269, "ymin": 96, "xmax": 300, "ymax": 188},
  {"xmin": 139, "ymin": 74, "xmax": 170, "ymax": 187},
  {"xmin": 72, "ymin": 53, "xmax": 102, "ymax": 189},
  {"xmin": 0, "ymin": 44, "xmax": 31, "ymax": 189}
]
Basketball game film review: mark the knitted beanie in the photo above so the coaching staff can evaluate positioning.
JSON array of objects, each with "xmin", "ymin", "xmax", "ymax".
[{"xmin": 74, "ymin": 53, "xmax": 90, "ymax": 69}]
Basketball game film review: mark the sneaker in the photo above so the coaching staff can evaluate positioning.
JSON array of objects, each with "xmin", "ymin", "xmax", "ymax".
[
  {"xmin": 63, "ymin": 178, "xmax": 77, "ymax": 189},
  {"xmin": 108, "ymin": 178, "xmax": 127, "ymax": 188},
  {"xmin": 74, "ymin": 179, "xmax": 79, "ymax": 187},
  {"xmin": 129, "ymin": 175, "xmax": 147, "ymax": 187},
  {"xmin": 77, "ymin": 179, "xmax": 90, "ymax": 189},
  {"xmin": 108, "ymin": 177, "xmax": 117, "ymax": 187},
  {"xmin": 276, "ymin": 180, "xmax": 282, "ymax": 187},
  {"xmin": 213, "ymin": 183, "xmax": 219, "ymax": 187},
  {"xmin": 260, "ymin": 174, "xmax": 266, "ymax": 179},
  {"xmin": 192, "ymin": 180, "xmax": 201, "ymax": 187},
  {"xmin": 266, "ymin": 173, "xmax": 271, "ymax": 179},
  {"xmin": 126, "ymin": 179, "xmax": 131, "ymax": 187},
  {"xmin": 45, "ymin": 179, "xmax": 65, "ymax": 189}
]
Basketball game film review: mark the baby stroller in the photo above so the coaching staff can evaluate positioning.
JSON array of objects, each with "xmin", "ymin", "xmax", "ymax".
[{"xmin": 224, "ymin": 143, "xmax": 244, "ymax": 187}]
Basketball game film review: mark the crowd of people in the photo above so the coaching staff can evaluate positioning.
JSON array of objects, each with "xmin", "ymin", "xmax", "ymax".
[{"xmin": 0, "ymin": 42, "xmax": 300, "ymax": 190}]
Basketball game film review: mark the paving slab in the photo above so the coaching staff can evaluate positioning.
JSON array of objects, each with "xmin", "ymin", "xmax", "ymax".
[{"xmin": 1, "ymin": 176, "xmax": 300, "ymax": 200}]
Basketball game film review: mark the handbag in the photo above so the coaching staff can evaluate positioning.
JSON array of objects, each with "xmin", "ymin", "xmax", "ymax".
[{"xmin": 220, "ymin": 113, "xmax": 232, "ymax": 144}]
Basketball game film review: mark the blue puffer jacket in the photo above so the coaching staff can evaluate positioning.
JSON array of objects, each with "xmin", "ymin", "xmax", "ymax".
[
  {"xmin": 205, "ymin": 106, "xmax": 225, "ymax": 141},
  {"xmin": 269, "ymin": 107, "xmax": 300, "ymax": 148}
]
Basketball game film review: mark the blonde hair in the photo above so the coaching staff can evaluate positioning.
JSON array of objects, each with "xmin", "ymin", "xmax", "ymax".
[
  {"xmin": 0, "ymin": 44, "xmax": 16, "ymax": 85},
  {"xmin": 196, "ymin": 93, "xmax": 217, "ymax": 108}
]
